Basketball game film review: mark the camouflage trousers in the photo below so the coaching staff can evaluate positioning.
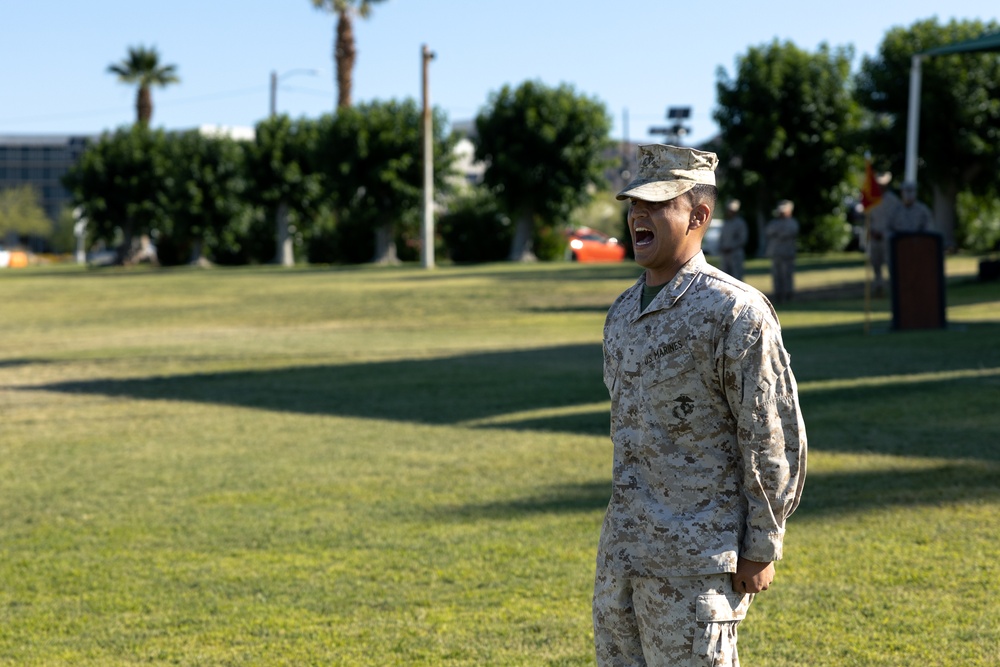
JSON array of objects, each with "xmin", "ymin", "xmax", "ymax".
[
  {"xmin": 770, "ymin": 256, "xmax": 795, "ymax": 303},
  {"xmin": 720, "ymin": 250, "xmax": 746, "ymax": 281},
  {"xmin": 593, "ymin": 566, "xmax": 752, "ymax": 667},
  {"xmin": 868, "ymin": 240, "xmax": 887, "ymax": 291}
]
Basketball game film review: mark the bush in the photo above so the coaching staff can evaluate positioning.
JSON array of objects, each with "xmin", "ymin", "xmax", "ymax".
[
  {"xmin": 800, "ymin": 214, "xmax": 853, "ymax": 253},
  {"xmin": 438, "ymin": 188, "xmax": 512, "ymax": 263},
  {"xmin": 533, "ymin": 223, "xmax": 569, "ymax": 261},
  {"xmin": 957, "ymin": 191, "xmax": 1000, "ymax": 254}
]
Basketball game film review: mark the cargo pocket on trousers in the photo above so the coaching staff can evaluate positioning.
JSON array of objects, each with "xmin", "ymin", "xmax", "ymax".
[{"xmin": 692, "ymin": 593, "xmax": 749, "ymax": 666}]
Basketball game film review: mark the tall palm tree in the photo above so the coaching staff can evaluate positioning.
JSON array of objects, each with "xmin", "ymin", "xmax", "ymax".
[
  {"xmin": 107, "ymin": 45, "xmax": 180, "ymax": 126},
  {"xmin": 310, "ymin": 0, "xmax": 386, "ymax": 108}
]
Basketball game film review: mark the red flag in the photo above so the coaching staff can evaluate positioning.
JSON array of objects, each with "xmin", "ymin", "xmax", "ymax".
[{"xmin": 860, "ymin": 158, "xmax": 882, "ymax": 211}]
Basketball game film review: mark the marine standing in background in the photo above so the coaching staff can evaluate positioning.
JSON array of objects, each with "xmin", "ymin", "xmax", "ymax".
[
  {"xmin": 719, "ymin": 199, "xmax": 749, "ymax": 280},
  {"xmin": 765, "ymin": 200, "xmax": 799, "ymax": 304},
  {"xmin": 867, "ymin": 176, "xmax": 901, "ymax": 296},
  {"xmin": 887, "ymin": 182, "xmax": 933, "ymax": 236},
  {"xmin": 593, "ymin": 143, "xmax": 807, "ymax": 667}
]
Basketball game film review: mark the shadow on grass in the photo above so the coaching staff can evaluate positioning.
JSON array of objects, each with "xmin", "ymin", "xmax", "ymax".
[
  {"xmin": 0, "ymin": 358, "xmax": 51, "ymax": 369},
  {"xmin": 29, "ymin": 344, "xmax": 609, "ymax": 427},
  {"xmin": 28, "ymin": 320, "xmax": 1000, "ymax": 466},
  {"xmin": 794, "ymin": 461, "xmax": 1000, "ymax": 519},
  {"xmin": 449, "ymin": 481, "xmax": 612, "ymax": 520},
  {"xmin": 446, "ymin": 458, "xmax": 1000, "ymax": 521},
  {"xmin": 800, "ymin": 379, "xmax": 1000, "ymax": 462}
]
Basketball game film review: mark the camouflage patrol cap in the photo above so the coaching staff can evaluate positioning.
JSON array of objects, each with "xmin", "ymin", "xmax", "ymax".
[{"xmin": 616, "ymin": 143, "xmax": 719, "ymax": 202}]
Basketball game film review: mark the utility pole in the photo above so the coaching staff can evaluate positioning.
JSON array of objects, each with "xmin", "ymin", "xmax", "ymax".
[
  {"xmin": 270, "ymin": 71, "xmax": 277, "ymax": 117},
  {"xmin": 270, "ymin": 68, "xmax": 318, "ymax": 119},
  {"xmin": 421, "ymin": 44, "xmax": 436, "ymax": 269}
]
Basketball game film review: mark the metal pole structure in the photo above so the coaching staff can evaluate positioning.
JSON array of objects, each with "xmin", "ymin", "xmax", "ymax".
[
  {"xmin": 904, "ymin": 54, "xmax": 922, "ymax": 184},
  {"xmin": 270, "ymin": 69, "xmax": 318, "ymax": 119},
  {"xmin": 621, "ymin": 108, "xmax": 630, "ymax": 183},
  {"xmin": 270, "ymin": 70, "xmax": 278, "ymax": 117},
  {"xmin": 421, "ymin": 44, "xmax": 436, "ymax": 269}
]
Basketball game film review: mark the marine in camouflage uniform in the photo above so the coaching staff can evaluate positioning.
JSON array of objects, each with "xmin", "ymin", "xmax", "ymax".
[
  {"xmin": 887, "ymin": 182, "xmax": 933, "ymax": 235},
  {"xmin": 719, "ymin": 200, "xmax": 748, "ymax": 280},
  {"xmin": 868, "ymin": 187, "xmax": 901, "ymax": 295},
  {"xmin": 594, "ymin": 144, "xmax": 807, "ymax": 667},
  {"xmin": 886, "ymin": 182, "xmax": 934, "ymax": 285},
  {"xmin": 764, "ymin": 201, "xmax": 799, "ymax": 304}
]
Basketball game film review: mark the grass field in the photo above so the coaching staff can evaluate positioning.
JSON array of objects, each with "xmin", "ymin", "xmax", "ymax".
[{"xmin": 1, "ymin": 254, "xmax": 998, "ymax": 666}]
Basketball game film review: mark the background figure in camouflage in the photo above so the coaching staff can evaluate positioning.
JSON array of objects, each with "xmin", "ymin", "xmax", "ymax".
[
  {"xmin": 887, "ymin": 182, "xmax": 933, "ymax": 235},
  {"xmin": 594, "ymin": 144, "xmax": 807, "ymax": 667},
  {"xmin": 868, "ymin": 179, "xmax": 901, "ymax": 296},
  {"xmin": 765, "ymin": 200, "xmax": 799, "ymax": 304},
  {"xmin": 719, "ymin": 199, "xmax": 748, "ymax": 280}
]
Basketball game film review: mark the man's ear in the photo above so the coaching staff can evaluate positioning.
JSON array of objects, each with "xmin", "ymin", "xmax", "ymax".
[{"xmin": 689, "ymin": 202, "xmax": 712, "ymax": 231}]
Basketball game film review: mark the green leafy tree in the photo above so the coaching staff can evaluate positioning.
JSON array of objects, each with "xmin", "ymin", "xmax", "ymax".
[
  {"xmin": 437, "ymin": 187, "xmax": 512, "ymax": 263},
  {"xmin": 161, "ymin": 131, "xmax": 253, "ymax": 265},
  {"xmin": 0, "ymin": 185, "xmax": 51, "ymax": 246},
  {"xmin": 107, "ymin": 45, "xmax": 180, "ymax": 126},
  {"xmin": 62, "ymin": 125, "xmax": 173, "ymax": 263},
  {"xmin": 310, "ymin": 0, "xmax": 387, "ymax": 109},
  {"xmin": 316, "ymin": 99, "xmax": 455, "ymax": 264},
  {"xmin": 855, "ymin": 18, "xmax": 1000, "ymax": 249},
  {"xmin": 244, "ymin": 116, "xmax": 324, "ymax": 266},
  {"xmin": 715, "ymin": 40, "xmax": 860, "ymax": 253},
  {"xmin": 957, "ymin": 190, "xmax": 1000, "ymax": 253},
  {"xmin": 475, "ymin": 80, "xmax": 613, "ymax": 261}
]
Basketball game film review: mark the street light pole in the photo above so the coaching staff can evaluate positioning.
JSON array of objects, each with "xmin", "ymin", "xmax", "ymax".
[
  {"xmin": 421, "ymin": 44, "xmax": 436, "ymax": 270},
  {"xmin": 269, "ymin": 68, "xmax": 319, "ymax": 118}
]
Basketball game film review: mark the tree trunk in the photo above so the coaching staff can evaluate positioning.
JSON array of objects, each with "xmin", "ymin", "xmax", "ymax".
[
  {"xmin": 274, "ymin": 202, "xmax": 294, "ymax": 266},
  {"xmin": 116, "ymin": 220, "xmax": 135, "ymax": 265},
  {"xmin": 335, "ymin": 10, "xmax": 356, "ymax": 109},
  {"xmin": 188, "ymin": 239, "xmax": 213, "ymax": 267},
  {"xmin": 931, "ymin": 181, "xmax": 959, "ymax": 251},
  {"xmin": 372, "ymin": 222, "xmax": 400, "ymax": 264},
  {"xmin": 137, "ymin": 86, "xmax": 152, "ymax": 126},
  {"xmin": 507, "ymin": 214, "xmax": 537, "ymax": 262}
]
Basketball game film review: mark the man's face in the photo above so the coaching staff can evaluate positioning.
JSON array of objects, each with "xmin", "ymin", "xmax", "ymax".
[{"xmin": 627, "ymin": 194, "xmax": 699, "ymax": 283}]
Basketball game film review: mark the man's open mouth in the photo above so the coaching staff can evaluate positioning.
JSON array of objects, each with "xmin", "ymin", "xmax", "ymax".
[{"xmin": 634, "ymin": 225, "xmax": 655, "ymax": 247}]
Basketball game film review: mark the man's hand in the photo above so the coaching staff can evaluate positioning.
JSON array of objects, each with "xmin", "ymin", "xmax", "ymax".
[{"xmin": 731, "ymin": 558, "xmax": 774, "ymax": 594}]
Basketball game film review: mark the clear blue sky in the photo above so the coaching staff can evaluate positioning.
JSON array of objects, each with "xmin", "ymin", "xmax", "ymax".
[{"xmin": 2, "ymin": 0, "xmax": 996, "ymax": 145}]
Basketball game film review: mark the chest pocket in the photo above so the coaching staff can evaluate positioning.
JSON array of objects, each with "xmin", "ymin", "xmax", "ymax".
[{"xmin": 640, "ymin": 351, "xmax": 700, "ymax": 419}]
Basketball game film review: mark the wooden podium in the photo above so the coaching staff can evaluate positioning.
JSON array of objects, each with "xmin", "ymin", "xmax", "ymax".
[{"xmin": 890, "ymin": 232, "xmax": 946, "ymax": 330}]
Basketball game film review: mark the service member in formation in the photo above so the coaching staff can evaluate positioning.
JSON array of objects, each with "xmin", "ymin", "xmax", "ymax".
[
  {"xmin": 868, "ymin": 174, "xmax": 901, "ymax": 296},
  {"xmin": 593, "ymin": 143, "xmax": 807, "ymax": 667},
  {"xmin": 719, "ymin": 199, "xmax": 749, "ymax": 280},
  {"xmin": 764, "ymin": 200, "xmax": 799, "ymax": 304},
  {"xmin": 887, "ymin": 181, "xmax": 933, "ymax": 236}
]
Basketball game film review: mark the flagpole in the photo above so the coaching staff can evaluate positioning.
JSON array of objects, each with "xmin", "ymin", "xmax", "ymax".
[{"xmin": 860, "ymin": 152, "xmax": 879, "ymax": 336}]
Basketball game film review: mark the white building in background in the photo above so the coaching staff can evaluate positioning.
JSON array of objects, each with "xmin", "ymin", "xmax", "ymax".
[
  {"xmin": 448, "ymin": 120, "xmax": 485, "ymax": 189},
  {"xmin": 195, "ymin": 124, "xmax": 255, "ymax": 141}
]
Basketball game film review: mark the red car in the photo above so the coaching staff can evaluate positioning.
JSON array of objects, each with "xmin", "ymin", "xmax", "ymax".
[{"xmin": 566, "ymin": 227, "xmax": 627, "ymax": 263}]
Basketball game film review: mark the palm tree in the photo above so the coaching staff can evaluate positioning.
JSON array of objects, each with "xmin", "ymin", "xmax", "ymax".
[
  {"xmin": 310, "ymin": 0, "xmax": 386, "ymax": 108},
  {"xmin": 107, "ymin": 45, "xmax": 180, "ymax": 126}
]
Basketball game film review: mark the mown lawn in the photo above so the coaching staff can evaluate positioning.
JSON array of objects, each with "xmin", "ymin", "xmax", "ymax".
[{"xmin": 1, "ymin": 254, "xmax": 998, "ymax": 666}]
